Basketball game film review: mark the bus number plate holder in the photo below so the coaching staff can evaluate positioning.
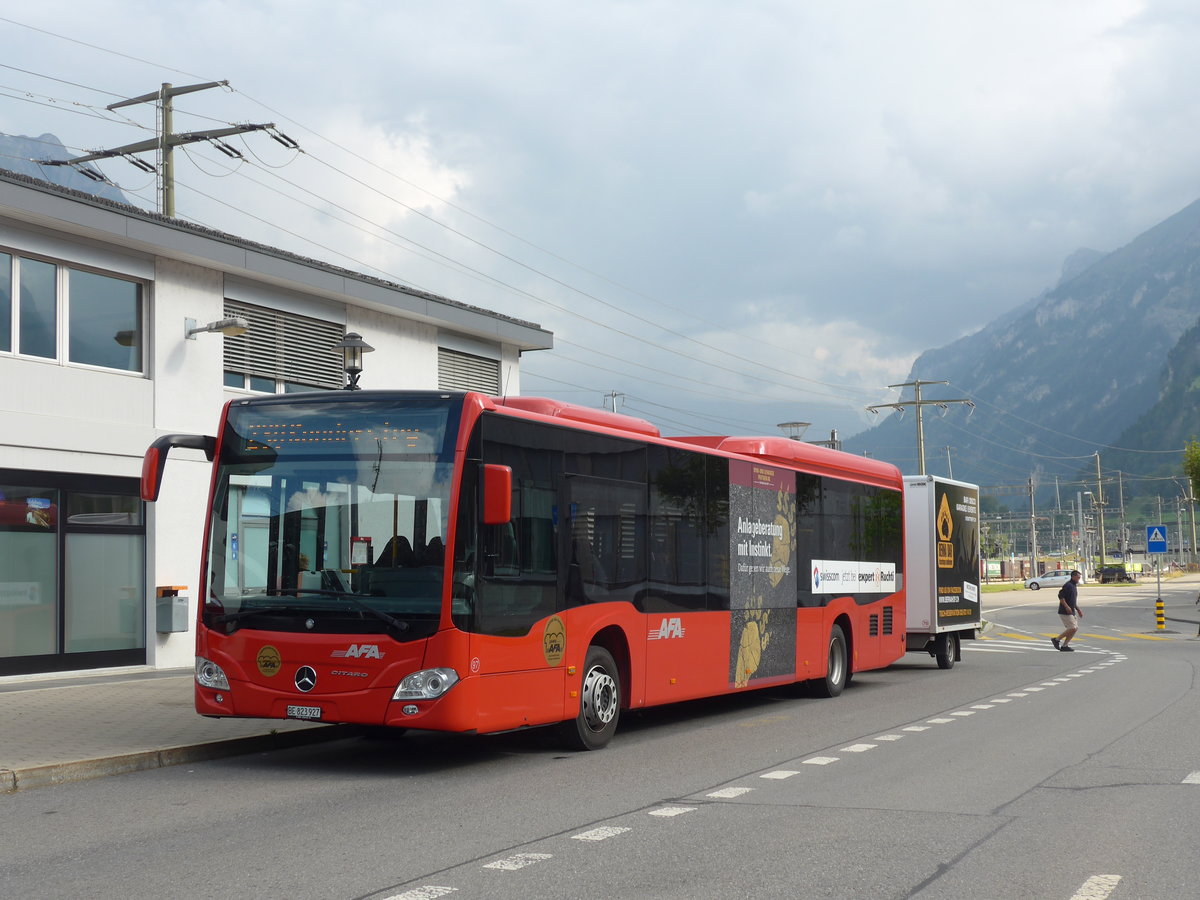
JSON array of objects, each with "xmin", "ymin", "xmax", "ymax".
[{"xmin": 287, "ymin": 705, "xmax": 322, "ymax": 720}]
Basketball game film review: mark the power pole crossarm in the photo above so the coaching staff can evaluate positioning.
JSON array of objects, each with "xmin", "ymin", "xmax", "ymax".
[
  {"xmin": 866, "ymin": 379, "xmax": 974, "ymax": 475},
  {"xmin": 36, "ymin": 80, "xmax": 287, "ymax": 218}
]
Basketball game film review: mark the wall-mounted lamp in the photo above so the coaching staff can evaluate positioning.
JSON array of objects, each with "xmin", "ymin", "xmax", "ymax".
[
  {"xmin": 186, "ymin": 316, "xmax": 249, "ymax": 340},
  {"xmin": 332, "ymin": 331, "xmax": 374, "ymax": 390}
]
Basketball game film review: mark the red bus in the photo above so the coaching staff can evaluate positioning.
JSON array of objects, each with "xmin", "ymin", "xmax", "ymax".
[{"xmin": 143, "ymin": 391, "xmax": 905, "ymax": 749}]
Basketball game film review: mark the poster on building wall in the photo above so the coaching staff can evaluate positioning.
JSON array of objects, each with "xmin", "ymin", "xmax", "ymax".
[{"xmin": 728, "ymin": 459, "xmax": 797, "ymax": 688}]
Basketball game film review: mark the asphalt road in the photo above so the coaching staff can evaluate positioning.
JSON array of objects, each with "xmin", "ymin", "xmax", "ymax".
[{"xmin": 2, "ymin": 580, "xmax": 1197, "ymax": 900}]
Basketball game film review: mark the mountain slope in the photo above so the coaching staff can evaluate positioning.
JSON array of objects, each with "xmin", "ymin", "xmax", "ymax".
[
  {"xmin": 0, "ymin": 133, "xmax": 136, "ymax": 206},
  {"xmin": 844, "ymin": 198, "xmax": 1200, "ymax": 500}
]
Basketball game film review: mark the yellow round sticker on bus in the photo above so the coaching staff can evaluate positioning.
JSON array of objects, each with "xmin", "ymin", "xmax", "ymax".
[
  {"xmin": 257, "ymin": 645, "xmax": 282, "ymax": 677},
  {"xmin": 543, "ymin": 616, "xmax": 566, "ymax": 666}
]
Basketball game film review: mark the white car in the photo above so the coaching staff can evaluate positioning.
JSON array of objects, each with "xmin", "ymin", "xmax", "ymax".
[{"xmin": 1026, "ymin": 569, "xmax": 1074, "ymax": 591}]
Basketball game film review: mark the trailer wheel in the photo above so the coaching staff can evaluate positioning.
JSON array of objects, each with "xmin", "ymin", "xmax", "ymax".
[
  {"xmin": 935, "ymin": 631, "xmax": 959, "ymax": 670},
  {"xmin": 559, "ymin": 646, "xmax": 620, "ymax": 750},
  {"xmin": 811, "ymin": 624, "xmax": 848, "ymax": 698}
]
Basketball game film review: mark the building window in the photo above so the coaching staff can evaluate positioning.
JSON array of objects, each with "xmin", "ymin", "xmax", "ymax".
[
  {"xmin": 0, "ymin": 471, "xmax": 146, "ymax": 676},
  {"xmin": 222, "ymin": 300, "xmax": 344, "ymax": 392},
  {"xmin": 439, "ymin": 347, "xmax": 501, "ymax": 393},
  {"xmin": 0, "ymin": 248, "xmax": 144, "ymax": 372}
]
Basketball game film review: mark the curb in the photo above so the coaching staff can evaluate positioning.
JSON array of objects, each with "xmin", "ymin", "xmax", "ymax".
[{"xmin": 1, "ymin": 724, "xmax": 362, "ymax": 794}]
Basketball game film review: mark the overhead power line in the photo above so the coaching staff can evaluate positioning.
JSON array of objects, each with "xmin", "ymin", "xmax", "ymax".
[{"xmin": 36, "ymin": 80, "xmax": 295, "ymax": 216}]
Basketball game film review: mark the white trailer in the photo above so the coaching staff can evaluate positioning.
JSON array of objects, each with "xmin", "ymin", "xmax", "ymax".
[{"xmin": 903, "ymin": 475, "xmax": 981, "ymax": 669}]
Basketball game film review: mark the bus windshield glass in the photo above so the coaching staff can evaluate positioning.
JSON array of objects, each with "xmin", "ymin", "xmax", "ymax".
[{"xmin": 205, "ymin": 394, "xmax": 463, "ymax": 641}]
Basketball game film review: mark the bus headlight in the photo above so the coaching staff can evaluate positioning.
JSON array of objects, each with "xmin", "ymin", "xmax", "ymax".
[
  {"xmin": 196, "ymin": 657, "xmax": 230, "ymax": 690},
  {"xmin": 392, "ymin": 667, "xmax": 459, "ymax": 701}
]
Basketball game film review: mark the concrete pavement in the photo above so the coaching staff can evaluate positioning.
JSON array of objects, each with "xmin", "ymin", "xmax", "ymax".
[{"xmin": 0, "ymin": 667, "xmax": 355, "ymax": 793}]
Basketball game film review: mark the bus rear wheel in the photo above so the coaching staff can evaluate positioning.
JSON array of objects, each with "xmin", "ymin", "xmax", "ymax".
[
  {"xmin": 811, "ymin": 624, "xmax": 848, "ymax": 698},
  {"xmin": 559, "ymin": 646, "xmax": 620, "ymax": 751}
]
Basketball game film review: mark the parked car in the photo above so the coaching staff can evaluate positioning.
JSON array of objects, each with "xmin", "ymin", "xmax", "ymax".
[
  {"xmin": 1025, "ymin": 569, "xmax": 1075, "ymax": 591},
  {"xmin": 1095, "ymin": 566, "xmax": 1135, "ymax": 584}
]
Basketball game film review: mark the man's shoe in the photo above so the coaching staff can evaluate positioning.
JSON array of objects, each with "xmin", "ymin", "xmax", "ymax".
[
  {"xmin": 1059, "ymin": 645, "xmax": 1075, "ymax": 651},
  {"xmin": 1051, "ymin": 638, "xmax": 1060, "ymax": 649}
]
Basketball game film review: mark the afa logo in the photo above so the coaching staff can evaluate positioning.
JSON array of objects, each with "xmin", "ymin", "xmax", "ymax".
[
  {"xmin": 648, "ymin": 617, "xmax": 685, "ymax": 640},
  {"xmin": 330, "ymin": 644, "xmax": 385, "ymax": 660},
  {"xmin": 543, "ymin": 615, "xmax": 566, "ymax": 665}
]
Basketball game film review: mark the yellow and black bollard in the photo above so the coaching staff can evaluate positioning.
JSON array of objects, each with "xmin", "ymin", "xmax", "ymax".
[{"xmin": 1156, "ymin": 596, "xmax": 1165, "ymax": 631}]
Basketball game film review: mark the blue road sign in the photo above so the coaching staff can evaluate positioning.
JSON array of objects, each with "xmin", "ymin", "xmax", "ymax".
[{"xmin": 1146, "ymin": 525, "xmax": 1168, "ymax": 554}]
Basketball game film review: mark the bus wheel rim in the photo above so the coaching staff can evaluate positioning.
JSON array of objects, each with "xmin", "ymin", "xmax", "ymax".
[{"xmin": 581, "ymin": 664, "xmax": 618, "ymax": 731}]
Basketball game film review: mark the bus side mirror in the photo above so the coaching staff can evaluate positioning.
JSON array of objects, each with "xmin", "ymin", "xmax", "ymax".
[
  {"xmin": 142, "ymin": 433, "xmax": 216, "ymax": 502},
  {"xmin": 481, "ymin": 464, "xmax": 512, "ymax": 525}
]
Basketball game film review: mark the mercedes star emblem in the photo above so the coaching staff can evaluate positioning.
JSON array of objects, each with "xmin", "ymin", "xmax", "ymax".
[{"xmin": 294, "ymin": 666, "xmax": 317, "ymax": 692}]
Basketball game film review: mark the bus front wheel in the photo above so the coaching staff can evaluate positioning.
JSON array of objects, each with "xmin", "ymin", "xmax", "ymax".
[
  {"xmin": 560, "ymin": 645, "xmax": 621, "ymax": 751},
  {"xmin": 811, "ymin": 624, "xmax": 849, "ymax": 698}
]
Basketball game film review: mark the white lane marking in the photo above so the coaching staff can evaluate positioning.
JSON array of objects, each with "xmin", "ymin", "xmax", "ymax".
[
  {"xmin": 1066, "ymin": 674, "xmax": 1085, "ymax": 678},
  {"xmin": 962, "ymin": 647, "xmax": 1024, "ymax": 653},
  {"xmin": 1069, "ymin": 874, "xmax": 1121, "ymax": 900},
  {"xmin": 1024, "ymin": 687, "xmax": 1044, "ymax": 692},
  {"xmin": 707, "ymin": 787, "xmax": 752, "ymax": 799},
  {"xmin": 803, "ymin": 756, "xmax": 839, "ymax": 765},
  {"xmin": 874, "ymin": 734, "xmax": 905, "ymax": 741},
  {"xmin": 927, "ymin": 717, "xmax": 955, "ymax": 724},
  {"xmin": 991, "ymin": 698, "xmax": 1013, "ymax": 703},
  {"xmin": 1007, "ymin": 693, "xmax": 1028, "ymax": 698},
  {"xmin": 760, "ymin": 770, "xmax": 799, "ymax": 779},
  {"xmin": 840, "ymin": 743, "xmax": 877, "ymax": 752},
  {"xmin": 1183, "ymin": 771, "xmax": 1200, "ymax": 784},
  {"xmin": 649, "ymin": 806, "xmax": 697, "ymax": 816},
  {"xmin": 903, "ymin": 725, "xmax": 930, "ymax": 732},
  {"xmin": 1038, "ymin": 682, "xmax": 1059, "ymax": 687},
  {"xmin": 971, "ymin": 704, "xmax": 995, "ymax": 710},
  {"xmin": 572, "ymin": 826, "xmax": 631, "ymax": 841},
  {"xmin": 950, "ymin": 711, "xmax": 975, "ymax": 717},
  {"xmin": 386, "ymin": 889, "xmax": 457, "ymax": 900},
  {"xmin": 483, "ymin": 853, "xmax": 552, "ymax": 870}
]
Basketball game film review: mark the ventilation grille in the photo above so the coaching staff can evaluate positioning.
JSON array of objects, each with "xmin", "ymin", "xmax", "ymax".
[
  {"xmin": 224, "ymin": 300, "xmax": 344, "ymax": 389},
  {"xmin": 882, "ymin": 605, "xmax": 894, "ymax": 635},
  {"xmin": 869, "ymin": 614, "xmax": 880, "ymax": 637},
  {"xmin": 438, "ymin": 347, "xmax": 501, "ymax": 393}
]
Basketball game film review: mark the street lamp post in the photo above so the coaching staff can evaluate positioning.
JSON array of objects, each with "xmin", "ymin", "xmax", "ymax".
[{"xmin": 332, "ymin": 332, "xmax": 375, "ymax": 390}]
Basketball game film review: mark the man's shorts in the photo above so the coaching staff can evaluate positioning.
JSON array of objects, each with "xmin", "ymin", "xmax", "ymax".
[{"xmin": 1059, "ymin": 613, "xmax": 1079, "ymax": 629}]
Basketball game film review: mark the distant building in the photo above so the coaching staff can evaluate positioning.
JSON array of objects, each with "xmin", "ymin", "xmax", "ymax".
[{"xmin": 0, "ymin": 169, "xmax": 552, "ymax": 677}]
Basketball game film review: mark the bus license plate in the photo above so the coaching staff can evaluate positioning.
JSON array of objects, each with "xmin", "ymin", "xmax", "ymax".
[{"xmin": 287, "ymin": 705, "xmax": 322, "ymax": 720}]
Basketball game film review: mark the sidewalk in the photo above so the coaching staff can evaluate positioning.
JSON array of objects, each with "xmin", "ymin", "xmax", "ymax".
[{"xmin": 0, "ymin": 667, "xmax": 355, "ymax": 793}]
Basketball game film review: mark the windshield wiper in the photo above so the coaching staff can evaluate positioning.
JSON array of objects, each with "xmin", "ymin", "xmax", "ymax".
[{"xmin": 265, "ymin": 588, "xmax": 410, "ymax": 636}]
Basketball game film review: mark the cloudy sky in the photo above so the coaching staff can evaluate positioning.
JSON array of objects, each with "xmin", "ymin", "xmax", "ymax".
[{"xmin": 2, "ymin": 1, "xmax": 1199, "ymax": 439}]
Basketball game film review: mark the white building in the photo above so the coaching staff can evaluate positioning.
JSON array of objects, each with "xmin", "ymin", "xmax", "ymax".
[{"xmin": 0, "ymin": 169, "xmax": 552, "ymax": 677}]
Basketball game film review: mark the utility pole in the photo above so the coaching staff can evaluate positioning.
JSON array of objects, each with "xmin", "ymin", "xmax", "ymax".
[
  {"xmin": 603, "ymin": 391, "xmax": 625, "ymax": 413},
  {"xmin": 866, "ymin": 379, "xmax": 974, "ymax": 475},
  {"xmin": 39, "ymin": 81, "xmax": 296, "ymax": 217},
  {"xmin": 1028, "ymin": 477, "xmax": 1038, "ymax": 579},
  {"xmin": 944, "ymin": 445, "xmax": 954, "ymax": 479},
  {"xmin": 1095, "ymin": 452, "xmax": 1107, "ymax": 567}
]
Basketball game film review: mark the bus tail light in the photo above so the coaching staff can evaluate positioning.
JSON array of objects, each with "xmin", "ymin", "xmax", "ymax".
[
  {"xmin": 196, "ymin": 657, "xmax": 230, "ymax": 690},
  {"xmin": 393, "ymin": 668, "xmax": 459, "ymax": 700}
]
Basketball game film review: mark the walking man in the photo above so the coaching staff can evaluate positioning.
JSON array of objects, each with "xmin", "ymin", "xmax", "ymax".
[{"xmin": 1052, "ymin": 570, "xmax": 1083, "ymax": 651}]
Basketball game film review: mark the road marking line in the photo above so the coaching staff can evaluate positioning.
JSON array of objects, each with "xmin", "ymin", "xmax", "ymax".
[
  {"xmin": 706, "ymin": 787, "xmax": 753, "ymax": 799},
  {"xmin": 386, "ymin": 888, "xmax": 457, "ymax": 900},
  {"xmin": 572, "ymin": 826, "xmax": 631, "ymax": 841},
  {"xmin": 483, "ymin": 853, "xmax": 553, "ymax": 870},
  {"xmin": 971, "ymin": 704, "xmax": 995, "ymax": 710},
  {"xmin": 1126, "ymin": 634, "xmax": 1173, "ymax": 640},
  {"xmin": 760, "ymin": 770, "xmax": 799, "ymax": 779},
  {"xmin": 1069, "ymin": 874, "xmax": 1121, "ymax": 900},
  {"xmin": 1024, "ymin": 687, "xmax": 1045, "ymax": 692},
  {"xmin": 903, "ymin": 725, "xmax": 930, "ymax": 732},
  {"xmin": 927, "ymin": 717, "xmax": 955, "ymax": 724},
  {"xmin": 874, "ymin": 733, "xmax": 905, "ymax": 741},
  {"xmin": 803, "ymin": 756, "xmax": 839, "ymax": 765},
  {"xmin": 649, "ymin": 806, "xmax": 697, "ymax": 816},
  {"xmin": 1038, "ymin": 682, "xmax": 1059, "ymax": 687},
  {"xmin": 950, "ymin": 711, "xmax": 975, "ymax": 717},
  {"xmin": 1183, "ymin": 771, "xmax": 1200, "ymax": 784},
  {"xmin": 997, "ymin": 632, "xmax": 1039, "ymax": 640},
  {"xmin": 962, "ymin": 646, "xmax": 1024, "ymax": 653},
  {"xmin": 1007, "ymin": 693, "xmax": 1028, "ymax": 698},
  {"xmin": 990, "ymin": 698, "xmax": 1013, "ymax": 703},
  {"xmin": 840, "ymin": 743, "xmax": 877, "ymax": 752}
]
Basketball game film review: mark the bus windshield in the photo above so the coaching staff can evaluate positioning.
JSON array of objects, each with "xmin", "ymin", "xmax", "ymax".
[{"xmin": 205, "ymin": 394, "xmax": 463, "ymax": 641}]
